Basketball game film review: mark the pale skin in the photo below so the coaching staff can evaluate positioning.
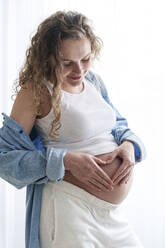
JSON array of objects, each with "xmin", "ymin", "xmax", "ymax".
[{"xmin": 11, "ymin": 38, "xmax": 135, "ymax": 204}]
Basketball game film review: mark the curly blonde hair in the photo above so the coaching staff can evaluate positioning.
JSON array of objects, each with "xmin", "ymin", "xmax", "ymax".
[{"xmin": 15, "ymin": 10, "xmax": 103, "ymax": 138}]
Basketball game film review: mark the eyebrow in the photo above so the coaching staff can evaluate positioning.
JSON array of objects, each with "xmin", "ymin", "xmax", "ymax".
[{"xmin": 61, "ymin": 52, "xmax": 91, "ymax": 62}]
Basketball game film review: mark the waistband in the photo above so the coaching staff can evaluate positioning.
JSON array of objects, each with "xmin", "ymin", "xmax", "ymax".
[{"xmin": 47, "ymin": 180, "xmax": 119, "ymax": 210}]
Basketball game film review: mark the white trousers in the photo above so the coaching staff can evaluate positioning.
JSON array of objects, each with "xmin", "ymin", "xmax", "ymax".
[{"xmin": 40, "ymin": 181, "xmax": 143, "ymax": 248}]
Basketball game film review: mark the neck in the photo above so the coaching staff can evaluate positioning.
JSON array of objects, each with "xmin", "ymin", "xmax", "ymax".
[{"xmin": 61, "ymin": 81, "xmax": 84, "ymax": 94}]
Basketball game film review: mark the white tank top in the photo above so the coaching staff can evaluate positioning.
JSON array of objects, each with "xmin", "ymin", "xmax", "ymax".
[{"xmin": 35, "ymin": 78, "xmax": 118, "ymax": 155}]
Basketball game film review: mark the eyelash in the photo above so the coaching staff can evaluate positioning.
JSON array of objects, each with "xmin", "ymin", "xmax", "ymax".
[
  {"xmin": 82, "ymin": 58, "xmax": 90, "ymax": 63},
  {"xmin": 63, "ymin": 58, "xmax": 90, "ymax": 67}
]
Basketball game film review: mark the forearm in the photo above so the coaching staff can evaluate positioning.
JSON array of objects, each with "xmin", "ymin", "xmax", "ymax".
[
  {"xmin": 113, "ymin": 128, "xmax": 146, "ymax": 163},
  {"xmin": 0, "ymin": 147, "xmax": 67, "ymax": 189},
  {"xmin": 0, "ymin": 114, "xmax": 67, "ymax": 188},
  {"xmin": 0, "ymin": 150, "xmax": 47, "ymax": 188}
]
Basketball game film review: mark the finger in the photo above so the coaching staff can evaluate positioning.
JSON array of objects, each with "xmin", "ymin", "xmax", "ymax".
[
  {"xmin": 125, "ymin": 170, "xmax": 133, "ymax": 184},
  {"xmin": 93, "ymin": 174, "xmax": 113, "ymax": 190},
  {"xmin": 112, "ymin": 160, "xmax": 133, "ymax": 182},
  {"xmin": 113, "ymin": 167, "xmax": 132, "ymax": 185},
  {"xmin": 88, "ymin": 178, "xmax": 112, "ymax": 192},
  {"xmin": 119, "ymin": 171, "xmax": 131, "ymax": 185},
  {"xmin": 86, "ymin": 180, "xmax": 103, "ymax": 191},
  {"xmin": 95, "ymin": 166, "xmax": 114, "ymax": 186}
]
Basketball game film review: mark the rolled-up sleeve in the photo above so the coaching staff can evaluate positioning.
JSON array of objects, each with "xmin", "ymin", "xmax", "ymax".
[{"xmin": 0, "ymin": 113, "xmax": 67, "ymax": 189}]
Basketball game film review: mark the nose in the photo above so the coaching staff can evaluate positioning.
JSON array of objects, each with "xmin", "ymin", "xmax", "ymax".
[{"xmin": 73, "ymin": 62, "xmax": 82, "ymax": 74}]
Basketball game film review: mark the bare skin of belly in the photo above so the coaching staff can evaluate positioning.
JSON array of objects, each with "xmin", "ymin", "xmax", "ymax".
[{"xmin": 63, "ymin": 153, "xmax": 133, "ymax": 204}]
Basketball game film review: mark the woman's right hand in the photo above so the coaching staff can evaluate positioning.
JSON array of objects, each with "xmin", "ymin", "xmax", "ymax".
[{"xmin": 63, "ymin": 152, "xmax": 114, "ymax": 191}]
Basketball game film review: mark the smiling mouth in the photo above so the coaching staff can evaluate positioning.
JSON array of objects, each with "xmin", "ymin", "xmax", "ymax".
[{"xmin": 70, "ymin": 76, "xmax": 81, "ymax": 80}]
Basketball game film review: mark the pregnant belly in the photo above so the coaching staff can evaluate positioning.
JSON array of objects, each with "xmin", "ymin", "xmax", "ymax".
[{"xmin": 63, "ymin": 153, "xmax": 133, "ymax": 204}]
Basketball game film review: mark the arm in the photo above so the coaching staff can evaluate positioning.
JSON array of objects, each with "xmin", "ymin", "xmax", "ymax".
[
  {"xmin": 96, "ymin": 74, "xmax": 146, "ymax": 163},
  {"xmin": 0, "ymin": 84, "xmax": 67, "ymax": 189},
  {"xmin": 0, "ymin": 113, "xmax": 67, "ymax": 189},
  {"xmin": 94, "ymin": 74, "xmax": 146, "ymax": 185}
]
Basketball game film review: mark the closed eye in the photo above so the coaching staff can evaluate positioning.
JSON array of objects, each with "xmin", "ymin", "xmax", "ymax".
[
  {"xmin": 81, "ymin": 57, "xmax": 90, "ymax": 63},
  {"xmin": 63, "ymin": 56, "xmax": 91, "ymax": 67},
  {"xmin": 63, "ymin": 62, "xmax": 72, "ymax": 67}
]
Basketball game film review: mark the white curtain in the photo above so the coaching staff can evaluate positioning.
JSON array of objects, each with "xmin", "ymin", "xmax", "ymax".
[{"xmin": 0, "ymin": 0, "xmax": 165, "ymax": 247}]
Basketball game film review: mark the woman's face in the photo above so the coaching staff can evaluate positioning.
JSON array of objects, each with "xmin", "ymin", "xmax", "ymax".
[{"xmin": 60, "ymin": 38, "xmax": 92, "ymax": 91}]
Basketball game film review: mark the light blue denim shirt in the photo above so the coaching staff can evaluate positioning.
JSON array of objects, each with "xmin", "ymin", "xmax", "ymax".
[{"xmin": 0, "ymin": 71, "xmax": 146, "ymax": 248}]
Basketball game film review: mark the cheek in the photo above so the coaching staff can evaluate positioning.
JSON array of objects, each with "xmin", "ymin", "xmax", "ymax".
[
  {"xmin": 83, "ymin": 62, "xmax": 91, "ymax": 72},
  {"xmin": 62, "ymin": 67, "xmax": 72, "ymax": 77},
  {"xmin": 86, "ymin": 62, "xmax": 91, "ymax": 69}
]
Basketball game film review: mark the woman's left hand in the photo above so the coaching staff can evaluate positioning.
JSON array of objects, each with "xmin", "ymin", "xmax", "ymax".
[{"xmin": 106, "ymin": 141, "xmax": 135, "ymax": 185}]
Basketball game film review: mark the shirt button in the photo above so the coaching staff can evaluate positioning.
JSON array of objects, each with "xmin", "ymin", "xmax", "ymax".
[{"xmin": 19, "ymin": 130, "xmax": 23, "ymax": 134}]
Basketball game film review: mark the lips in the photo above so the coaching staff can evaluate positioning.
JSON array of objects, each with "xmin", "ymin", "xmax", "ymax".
[{"xmin": 70, "ymin": 75, "xmax": 81, "ymax": 80}]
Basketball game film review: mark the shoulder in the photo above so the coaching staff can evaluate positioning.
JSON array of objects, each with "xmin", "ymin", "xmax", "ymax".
[
  {"xmin": 85, "ymin": 70, "xmax": 107, "ymax": 94},
  {"xmin": 10, "ymin": 82, "xmax": 51, "ymax": 134},
  {"xmin": 10, "ymin": 83, "xmax": 36, "ymax": 134}
]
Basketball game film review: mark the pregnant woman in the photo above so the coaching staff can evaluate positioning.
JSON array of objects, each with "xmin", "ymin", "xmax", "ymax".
[{"xmin": 0, "ymin": 11, "xmax": 146, "ymax": 248}]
